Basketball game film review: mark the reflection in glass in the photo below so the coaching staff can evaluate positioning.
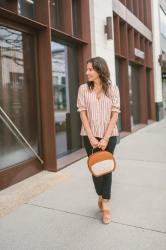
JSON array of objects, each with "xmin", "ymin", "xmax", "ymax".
[
  {"xmin": 162, "ymin": 78, "xmax": 166, "ymax": 110},
  {"xmin": 51, "ymin": 42, "xmax": 70, "ymax": 157},
  {"xmin": 128, "ymin": 65, "xmax": 140, "ymax": 126},
  {"xmin": 115, "ymin": 58, "xmax": 122, "ymax": 131},
  {"xmin": 0, "ymin": 26, "xmax": 40, "ymax": 170},
  {"xmin": 18, "ymin": 0, "xmax": 35, "ymax": 19},
  {"xmin": 72, "ymin": 0, "xmax": 81, "ymax": 37},
  {"xmin": 160, "ymin": 8, "xmax": 166, "ymax": 38},
  {"xmin": 50, "ymin": 0, "xmax": 65, "ymax": 30},
  {"xmin": 128, "ymin": 65, "xmax": 133, "ymax": 126}
]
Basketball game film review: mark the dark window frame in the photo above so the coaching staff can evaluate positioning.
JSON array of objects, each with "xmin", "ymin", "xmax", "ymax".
[{"xmin": 0, "ymin": 17, "xmax": 42, "ymax": 165}]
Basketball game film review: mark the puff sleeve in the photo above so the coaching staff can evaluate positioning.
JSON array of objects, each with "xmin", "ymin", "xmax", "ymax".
[
  {"xmin": 111, "ymin": 85, "xmax": 121, "ymax": 113},
  {"xmin": 77, "ymin": 84, "xmax": 87, "ymax": 112}
]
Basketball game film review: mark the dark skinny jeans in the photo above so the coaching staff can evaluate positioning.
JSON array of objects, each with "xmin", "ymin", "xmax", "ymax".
[{"xmin": 83, "ymin": 136, "xmax": 117, "ymax": 200}]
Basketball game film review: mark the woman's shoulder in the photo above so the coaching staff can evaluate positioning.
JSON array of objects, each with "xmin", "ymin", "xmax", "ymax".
[
  {"xmin": 108, "ymin": 83, "xmax": 119, "ymax": 94},
  {"xmin": 79, "ymin": 82, "xmax": 88, "ymax": 88},
  {"xmin": 78, "ymin": 83, "xmax": 88, "ymax": 91},
  {"xmin": 109, "ymin": 82, "xmax": 119, "ymax": 89}
]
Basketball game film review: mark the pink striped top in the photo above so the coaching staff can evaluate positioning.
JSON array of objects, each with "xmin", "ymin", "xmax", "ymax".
[{"xmin": 77, "ymin": 83, "xmax": 120, "ymax": 138}]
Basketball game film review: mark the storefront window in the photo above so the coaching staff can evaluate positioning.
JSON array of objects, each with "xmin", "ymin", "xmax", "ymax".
[
  {"xmin": 160, "ymin": 7, "xmax": 166, "ymax": 38},
  {"xmin": 0, "ymin": 26, "xmax": 40, "ymax": 170},
  {"xmin": 115, "ymin": 57, "xmax": 122, "ymax": 131},
  {"xmin": 128, "ymin": 64, "xmax": 140, "ymax": 126},
  {"xmin": 162, "ymin": 78, "xmax": 166, "ymax": 110},
  {"xmin": 51, "ymin": 42, "xmax": 69, "ymax": 157},
  {"xmin": 51, "ymin": 41, "xmax": 82, "ymax": 159}
]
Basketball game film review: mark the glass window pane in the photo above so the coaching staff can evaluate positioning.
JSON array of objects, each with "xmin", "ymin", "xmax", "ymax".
[
  {"xmin": 72, "ymin": 0, "xmax": 81, "ymax": 37},
  {"xmin": 160, "ymin": 8, "xmax": 166, "ymax": 38},
  {"xmin": 0, "ymin": 26, "xmax": 40, "ymax": 170},
  {"xmin": 128, "ymin": 65, "xmax": 140, "ymax": 126},
  {"xmin": 51, "ymin": 41, "xmax": 70, "ymax": 158},
  {"xmin": 115, "ymin": 58, "xmax": 122, "ymax": 131},
  {"xmin": 18, "ymin": 0, "xmax": 35, "ymax": 19},
  {"xmin": 50, "ymin": 0, "xmax": 65, "ymax": 30}
]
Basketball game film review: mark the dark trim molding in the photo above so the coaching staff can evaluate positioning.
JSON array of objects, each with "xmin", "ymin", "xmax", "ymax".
[
  {"xmin": 0, "ymin": 7, "xmax": 47, "ymax": 30},
  {"xmin": 0, "ymin": 159, "xmax": 43, "ymax": 190}
]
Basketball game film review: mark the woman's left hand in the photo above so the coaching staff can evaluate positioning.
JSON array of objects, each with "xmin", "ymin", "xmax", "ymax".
[{"xmin": 98, "ymin": 139, "xmax": 108, "ymax": 151}]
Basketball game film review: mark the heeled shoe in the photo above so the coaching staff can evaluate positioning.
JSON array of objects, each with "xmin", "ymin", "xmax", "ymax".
[
  {"xmin": 101, "ymin": 200, "xmax": 111, "ymax": 224},
  {"xmin": 102, "ymin": 209, "xmax": 111, "ymax": 224}
]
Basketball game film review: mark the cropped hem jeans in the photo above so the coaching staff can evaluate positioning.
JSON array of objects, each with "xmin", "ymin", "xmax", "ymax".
[{"xmin": 83, "ymin": 136, "xmax": 117, "ymax": 200}]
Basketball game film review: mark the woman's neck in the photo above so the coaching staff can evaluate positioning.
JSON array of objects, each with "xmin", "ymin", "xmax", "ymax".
[{"xmin": 93, "ymin": 79, "xmax": 102, "ymax": 88}]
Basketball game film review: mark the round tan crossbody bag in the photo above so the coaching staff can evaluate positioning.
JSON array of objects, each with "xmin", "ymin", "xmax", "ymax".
[{"xmin": 87, "ymin": 150, "xmax": 116, "ymax": 177}]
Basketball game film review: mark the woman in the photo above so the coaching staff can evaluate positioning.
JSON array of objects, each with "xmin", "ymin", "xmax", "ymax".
[{"xmin": 77, "ymin": 57, "xmax": 120, "ymax": 224}]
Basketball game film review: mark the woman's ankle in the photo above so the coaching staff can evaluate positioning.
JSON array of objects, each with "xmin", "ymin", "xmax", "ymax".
[
  {"xmin": 102, "ymin": 198, "xmax": 110, "ymax": 203},
  {"xmin": 102, "ymin": 199, "xmax": 110, "ymax": 209}
]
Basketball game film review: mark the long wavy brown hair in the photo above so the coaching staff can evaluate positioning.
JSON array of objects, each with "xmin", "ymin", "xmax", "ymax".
[{"xmin": 87, "ymin": 57, "xmax": 112, "ymax": 96}]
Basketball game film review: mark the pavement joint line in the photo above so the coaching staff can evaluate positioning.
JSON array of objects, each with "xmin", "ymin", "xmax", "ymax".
[
  {"xmin": 113, "ymin": 182, "xmax": 166, "ymax": 190},
  {"xmin": 116, "ymin": 158, "xmax": 166, "ymax": 164},
  {"xmin": 111, "ymin": 220, "xmax": 166, "ymax": 235},
  {"xmin": 25, "ymin": 202, "xmax": 99, "ymax": 221},
  {"xmin": 25, "ymin": 203, "xmax": 166, "ymax": 235}
]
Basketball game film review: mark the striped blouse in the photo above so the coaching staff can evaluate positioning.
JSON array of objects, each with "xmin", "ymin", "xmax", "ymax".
[{"xmin": 77, "ymin": 83, "xmax": 120, "ymax": 138}]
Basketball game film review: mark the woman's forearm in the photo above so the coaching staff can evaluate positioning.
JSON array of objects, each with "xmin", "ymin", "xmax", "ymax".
[
  {"xmin": 103, "ymin": 112, "xmax": 119, "ymax": 139},
  {"xmin": 80, "ymin": 111, "xmax": 94, "ymax": 139}
]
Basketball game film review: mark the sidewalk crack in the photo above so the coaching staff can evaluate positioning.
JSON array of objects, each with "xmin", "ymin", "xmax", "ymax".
[
  {"xmin": 25, "ymin": 202, "xmax": 98, "ymax": 220},
  {"xmin": 25, "ymin": 203, "xmax": 166, "ymax": 235},
  {"xmin": 117, "ymin": 158, "xmax": 166, "ymax": 164},
  {"xmin": 111, "ymin": 220, "xmax": 166, "ymax": 235}
]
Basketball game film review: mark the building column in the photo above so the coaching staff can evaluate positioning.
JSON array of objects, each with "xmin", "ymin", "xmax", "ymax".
[
  {"xmin": 151, "ymin": 0, "xmax": 163, "ymax": 120},
  {"xmin": 119, "ymin": 59, "xmax": 131, "ymax": 132}
]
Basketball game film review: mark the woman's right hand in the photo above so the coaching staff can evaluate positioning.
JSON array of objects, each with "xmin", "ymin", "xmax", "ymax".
[{"xmin": 89, "ymin": 136, "xmax": 99, "ymax": 148}]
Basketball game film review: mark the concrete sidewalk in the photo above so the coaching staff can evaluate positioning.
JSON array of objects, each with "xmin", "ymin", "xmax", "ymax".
[{"xmin": 0, "ymin": 119, "xmax": 166, "ymax": 250}]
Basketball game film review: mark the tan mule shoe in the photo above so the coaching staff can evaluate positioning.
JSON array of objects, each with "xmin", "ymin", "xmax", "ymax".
[
  {"xmin": 102, "ymin": 209, "xmax": 111, "ymax": 224},
  {"xmin": 101, "ymin": 199, "xmax": 111, "ymax": 224}
]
